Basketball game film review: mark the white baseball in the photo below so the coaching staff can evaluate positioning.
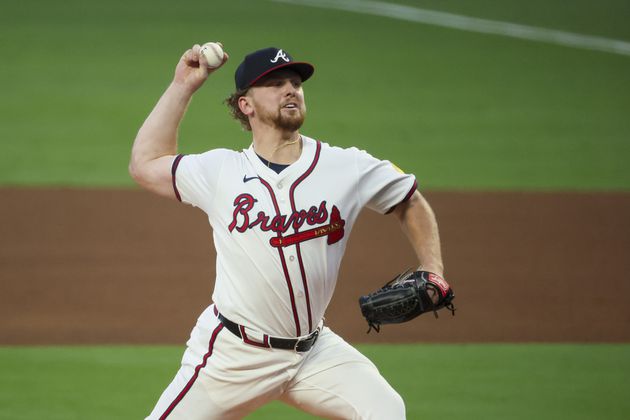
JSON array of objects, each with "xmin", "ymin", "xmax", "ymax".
[{"xmin": 200, "ymin": 42, "xmax": 224, "ymax": 69}]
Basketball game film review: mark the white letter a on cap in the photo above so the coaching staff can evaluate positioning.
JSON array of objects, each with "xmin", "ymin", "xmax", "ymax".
[{"xmin": 270, "ymin": 49, "xmax": 290, "ymax": 63}]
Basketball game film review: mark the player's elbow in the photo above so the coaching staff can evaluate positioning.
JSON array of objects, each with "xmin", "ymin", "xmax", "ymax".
[
  {"xmin": 128, "ymin": 159, "xmax": 144, "ymax": 185},
  {"xmin": 128, "ymin": 157, "xmax": 156, "ymax": 190},
  {"xmin": 127, "ymin": 155, "xmax": 177, "ymax": 200},
  {"xmin": 128, "ymin": 148, "xmax": 152, "ymax": 184}
]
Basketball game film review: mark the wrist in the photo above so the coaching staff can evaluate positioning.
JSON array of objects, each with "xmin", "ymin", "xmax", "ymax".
[
  {"xmin": 417, "ymin": 264, "xmax": 444, "ymax": 277},
  {"xmin": 169, "ymin": 79, "xmax": 198, "ymax": 98}
]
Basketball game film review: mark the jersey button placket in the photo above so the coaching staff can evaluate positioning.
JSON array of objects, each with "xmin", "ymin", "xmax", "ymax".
[{"xmin": 279, "ymin": 187, "xmax": 306, "ymax": 331}]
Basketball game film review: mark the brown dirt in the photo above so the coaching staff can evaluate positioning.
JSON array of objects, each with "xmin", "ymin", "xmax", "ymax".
[{"xmin": 1, "ymin": 188, "xmax": 629, "ymax": 344}]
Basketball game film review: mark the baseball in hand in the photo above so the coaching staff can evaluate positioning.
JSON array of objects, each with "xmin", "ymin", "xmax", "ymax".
[{"xmin": 200, "ymin": 42, "xmax": 224, "ymax": 69}]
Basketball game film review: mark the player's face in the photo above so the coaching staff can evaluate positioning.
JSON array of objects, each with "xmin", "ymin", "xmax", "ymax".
[{"xmin": 248, "ymin": 69, "xmax": 306, "ymax": 131}]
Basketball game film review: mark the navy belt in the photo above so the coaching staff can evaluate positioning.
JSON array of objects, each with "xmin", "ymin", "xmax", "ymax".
[{"xmin": 217, "ymin": 312, "xmax": 320, "ymax": 352}]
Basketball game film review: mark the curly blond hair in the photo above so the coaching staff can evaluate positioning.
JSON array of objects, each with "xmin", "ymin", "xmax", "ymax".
[{"xmin": 224, "ymin": 89, "xmax": 251, "ymax": 131}]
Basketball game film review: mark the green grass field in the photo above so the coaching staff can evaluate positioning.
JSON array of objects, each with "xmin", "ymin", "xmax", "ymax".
[
  {"xmin": 2, "ymin": 0, "xmax": 630, "ymax": 418},
  {"xmin": 1, "ymin": 344, "xmax": 629, "ymax": 420},
  {"xmin": 1, "ymin": 0, "xmax": 629, "ymax": 189}
]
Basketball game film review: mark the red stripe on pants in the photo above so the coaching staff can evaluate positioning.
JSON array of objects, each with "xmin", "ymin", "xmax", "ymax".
[{"xmin": 160, "ymin": 323, "xmax": 224, "ymax": 419}]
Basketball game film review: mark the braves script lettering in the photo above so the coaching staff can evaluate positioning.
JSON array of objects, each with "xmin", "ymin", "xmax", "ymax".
[{"xmin": 228, "ymin": 193, "xmax": 329, "ymax": 234}]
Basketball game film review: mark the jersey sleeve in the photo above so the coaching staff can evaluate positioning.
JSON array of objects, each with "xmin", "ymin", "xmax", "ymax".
[
  {"xmin": 172, "ymin": 149, "xmax": 232, "ymax": 211},
  {"xmin": 354, "ymin": 148, "xmax": 417, "ymax": 214}
]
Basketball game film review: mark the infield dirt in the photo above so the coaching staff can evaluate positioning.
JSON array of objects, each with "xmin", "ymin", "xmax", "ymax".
[{"xmin": 1, "ymin": 188, "xmax": 629, "ymax": 344}]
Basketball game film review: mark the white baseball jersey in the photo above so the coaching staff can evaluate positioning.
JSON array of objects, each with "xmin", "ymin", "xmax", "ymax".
[{"xmin": 173, "ymin": 135, "xmax": 416, "ymax": 339}]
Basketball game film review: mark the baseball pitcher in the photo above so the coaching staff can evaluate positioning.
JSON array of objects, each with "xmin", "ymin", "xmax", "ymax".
[{"xmin": 130, "ymin": 43, "xmax": 454, "ymax": 420}]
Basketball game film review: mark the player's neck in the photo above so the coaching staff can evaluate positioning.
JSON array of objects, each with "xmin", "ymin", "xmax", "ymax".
[{"xmin": 252, "ymin": 129, "xmax": 302, "ymax": 165}]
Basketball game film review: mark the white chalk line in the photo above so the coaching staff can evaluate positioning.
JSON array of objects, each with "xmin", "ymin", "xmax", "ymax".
[{"xmin": 272, "ymin": 0, "xmax": 630, "ymax": 57}]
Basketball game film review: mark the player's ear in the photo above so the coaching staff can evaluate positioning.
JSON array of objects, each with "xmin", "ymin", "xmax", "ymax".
[{"xmin": 238, "ymin": 95, "xmax": 254, "ymax": 117}]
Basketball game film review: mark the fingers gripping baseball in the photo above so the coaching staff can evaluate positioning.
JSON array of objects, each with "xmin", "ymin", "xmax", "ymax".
[{"xmin": 174, "ymin": 43, "xmax": 229, "ymax": 93}]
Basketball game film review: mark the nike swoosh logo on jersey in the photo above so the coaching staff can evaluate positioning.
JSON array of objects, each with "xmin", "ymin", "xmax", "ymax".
[{"xmin": 243, "ymin": 175, "xmax": 259, "ymax": 183}]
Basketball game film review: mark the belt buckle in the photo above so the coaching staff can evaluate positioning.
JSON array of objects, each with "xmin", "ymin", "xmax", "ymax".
[{"xmin": 294, "ymin": 329, "xmax": 319, "ymax": 352}]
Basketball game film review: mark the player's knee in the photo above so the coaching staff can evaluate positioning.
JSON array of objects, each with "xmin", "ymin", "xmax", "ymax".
[
  {"xmin": 360, "ymin": 387, "xmax": 405, "ymax": 420},
  {"xmin": 383, "ymin": 389, "xmax": 406, "ymax": 419}
]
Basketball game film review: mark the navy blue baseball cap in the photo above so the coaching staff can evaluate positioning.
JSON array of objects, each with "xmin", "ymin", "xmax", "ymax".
[{"xmin": 234, "ymin": 47, "xmax": 314, "ymax": 91}]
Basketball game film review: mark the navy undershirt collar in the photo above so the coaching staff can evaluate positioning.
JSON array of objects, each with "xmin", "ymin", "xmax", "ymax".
[{"xmin": 256, "ymin": 154, "xmax": 290, "ymax": 174}]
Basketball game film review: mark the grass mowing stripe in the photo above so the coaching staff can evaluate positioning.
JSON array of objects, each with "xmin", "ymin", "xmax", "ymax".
[
  {"xmin": 273, "ymin": 0, "xmax": 630, "ymax": 56},
  {"xmin": 0, "ymin": 344, "xmax": 628, "ymax": 419}
]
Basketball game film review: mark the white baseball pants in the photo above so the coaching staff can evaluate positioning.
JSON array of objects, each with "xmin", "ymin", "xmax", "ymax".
[{"xmin": 146, "ymin": 305, "xmax": 405, "ymax": 420}]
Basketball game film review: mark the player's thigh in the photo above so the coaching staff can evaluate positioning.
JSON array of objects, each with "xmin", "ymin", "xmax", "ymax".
[
  {"xmin": 145, "ymin": 322, "xmax": 232, "ymax": 420},
  {"xmin": 146, "ymin": 308, "xmax": 291, "ymax": 419},
  {"xmin": 146, "ymin": 368, "xmax": 233, "ymax": 420},
  {"xmin": 281, "ymin": 328, "xmax": 405, "ymax": 420}
]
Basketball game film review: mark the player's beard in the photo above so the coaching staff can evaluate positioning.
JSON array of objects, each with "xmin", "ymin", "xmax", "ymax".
[{"xmin": 257, "ymin": 104, "xmax": 306, "ymax": 132}]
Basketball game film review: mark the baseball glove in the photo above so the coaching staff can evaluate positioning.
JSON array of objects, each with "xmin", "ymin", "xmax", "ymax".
[{"xmin": 358, "ymin": 269, "xmax": 456, "ymax": 333}]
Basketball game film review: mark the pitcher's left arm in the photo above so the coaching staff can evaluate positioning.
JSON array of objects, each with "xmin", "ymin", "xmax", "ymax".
[{"xmin": 392, "ymin": 190, "xmax": 444, "ymax": 278}]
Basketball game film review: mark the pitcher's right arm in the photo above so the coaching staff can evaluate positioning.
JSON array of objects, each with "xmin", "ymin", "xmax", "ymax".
[{"xmin": 129, "ymin": 43, "xmax": 228, "ymax": 199}]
